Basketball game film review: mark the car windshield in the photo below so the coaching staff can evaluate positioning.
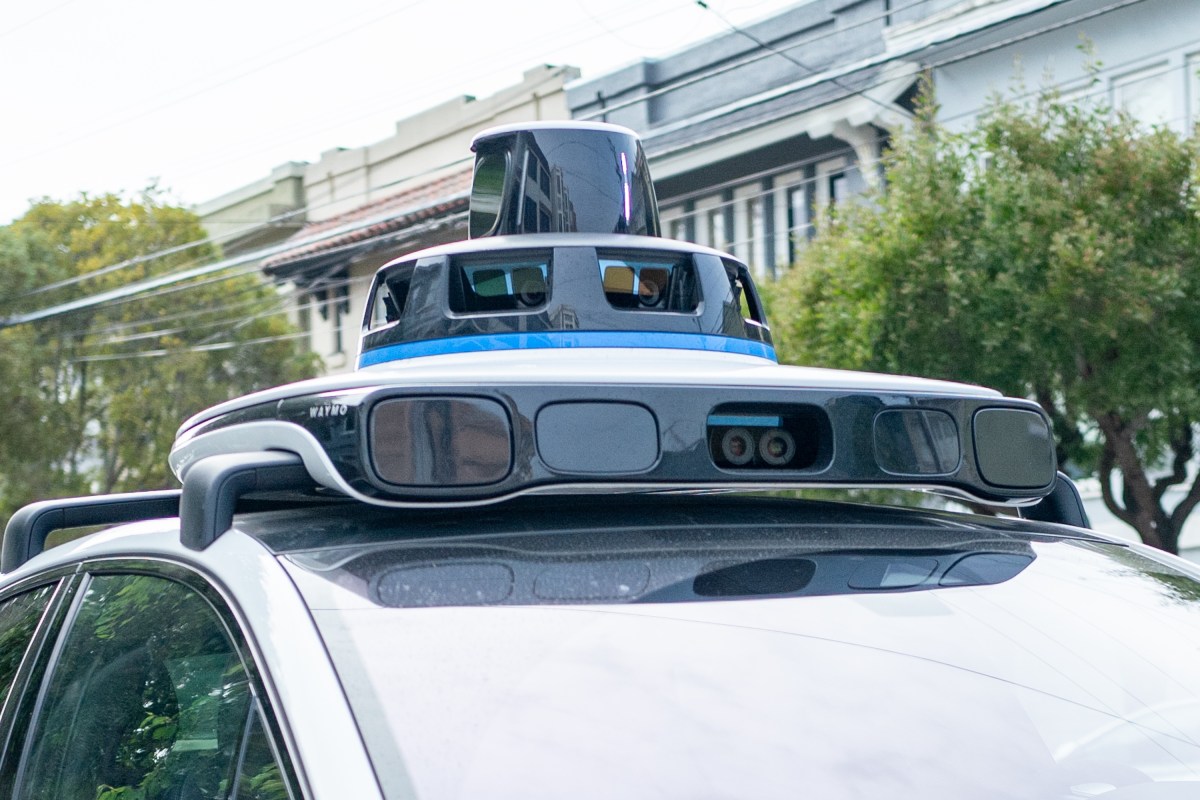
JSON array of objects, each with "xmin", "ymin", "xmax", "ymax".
[{"xmin": 256, "ymin": 498, "xmax": 1200, "ymax": 800}]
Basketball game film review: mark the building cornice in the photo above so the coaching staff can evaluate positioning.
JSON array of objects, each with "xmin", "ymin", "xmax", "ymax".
[{"xmin": 884, "ymin": 0, "xmax": 1066, "ymax": 55}]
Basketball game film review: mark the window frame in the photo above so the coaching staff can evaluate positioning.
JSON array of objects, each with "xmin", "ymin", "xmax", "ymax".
[
  {"xmin": 4, "ymin": 558, "xmax": 303, "ymax": 800},
  {"xmin": 0, "ymin": 568, "xmax": 77, "ymax": 797}
]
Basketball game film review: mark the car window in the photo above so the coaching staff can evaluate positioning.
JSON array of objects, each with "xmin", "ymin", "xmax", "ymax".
[
  {"xmin": 232, "ymin": 708, "xmax": 291, "ymax": 800},
  {"xmin": 0, "ymin": 585, "xmax": 54, "ymax": 718},
  {"xmin": 15, "ymin": 573, "xmax": 291, "ymax": 800}
]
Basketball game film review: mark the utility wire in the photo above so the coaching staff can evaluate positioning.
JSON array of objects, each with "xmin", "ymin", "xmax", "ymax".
[
  {"xmin": 694, "ymin": 0, "xmax": 904, "ymax": 118},
  {"xmin": 8, "ymin": 0, "xmax": 930, "ymax": 298},
  {"xmin": 576, "ymin": 0, "xmax": 952, "ymax": 122},
  {"xmin": 19, "ymin": 52, "xmax": 575, "ymax": 300},
  {"xmin": 71, "ymin": 330, "xmax": 312, "ymax": 364},
  {"xmin": 165, "ymin": 0, "xmax": 681, "ymax": 181},
  {"xmin": 20, "ymin": 229, "xmax": 244, "ymax": 298},
  {"xmin": 61, "ymin": 40, "xmax": 1200, "ymax": 353},
  {"xmin": 6, "ymin": 0, "xmax": 685, "ymax": 184},
  {"xmin": 18, "ymin": 207, "xmax": 467, "ymax": 347},
  {"xmin": 2, "ymin": 0, "xmax": 434, "ymax": 170},
  {"xmin": 613, "ymin": 0, "xmax": 1131, "ymax": 145},
  {"xmin": 88, "ymin": 280, "xmax": 363, "ymax": 352},
  {"xmin": 0, "ymin": 0, "xmax": 78, "ymax": 40},
  {"xmin": 12, "ymin": 154, "xmax": 472, "ymax": 301},
  {"xmin": 48, "ymin": 212, "xmax": 467, "ymax": 349},
  {"xmin": 4, "ymin": 0, "xmax": 1160, "ymax": 336},
  {"xmin": 29, "ymin": 137, "xmax": 881, "ymax": 349},
  {"xmin": 16, "ymin": 129, "xmax": 863, "ymax": 338}
]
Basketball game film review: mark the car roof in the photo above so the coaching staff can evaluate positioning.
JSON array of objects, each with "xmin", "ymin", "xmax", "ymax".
[
  {"xmin": 232, "ymin": 493, "xmax": 1105, "ymax": 555},
  {"xmin": 0, "ymin": 492, "xmax": 1114, "ymax": 588}
]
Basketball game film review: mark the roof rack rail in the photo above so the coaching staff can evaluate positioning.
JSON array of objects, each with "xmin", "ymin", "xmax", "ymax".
[
  {"xmin": 2, "ymin": 451, "xmax": 318, "ymax": 572},
  {"xmin": 3, "ymin": 490, "xmax": 181, "ymax": 573},
  {"xmin": 180, "ymin": 451, "xmax": 314, "ymax": 551}
]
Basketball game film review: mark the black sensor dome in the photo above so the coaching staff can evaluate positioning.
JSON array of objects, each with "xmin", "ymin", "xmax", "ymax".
[{"xmin": 469, "ymin": 122, "xmax": 661, "ymax": 238}]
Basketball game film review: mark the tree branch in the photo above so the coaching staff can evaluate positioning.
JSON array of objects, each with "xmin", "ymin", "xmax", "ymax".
[
  {"xmin": 1153, "ymin": 424, "xmax": 1193, "ymax": 505},
  {"xmin": 1099, "ymin": 442, "xmax": 1140, "ymax": 529},
  {"xmin": 1167, "ymin": 480, "xmax": 1200, "ymax": 537},
  {"xmin": 1170, "ymin": 428, "xmax": 1200, "ymax": 533},
  {"xmin": 1097, "ymin": 413, "xmax": 1164, "ymax": 550}
]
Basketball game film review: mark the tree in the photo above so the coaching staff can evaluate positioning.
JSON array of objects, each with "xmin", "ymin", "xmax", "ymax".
[
  {"xmin": 768, "ymin": 86, "xmax": 1200, "ymax": 553},
  {"xmin": 0, "ymin": 191, "xmax": 319, "ymax": 519}
]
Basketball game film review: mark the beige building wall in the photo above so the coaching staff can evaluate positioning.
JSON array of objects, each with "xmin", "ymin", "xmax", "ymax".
[
  {"xmin": 196, "ymin": 162, "xmax": 307, "ymax": 256},
  {"xmin": 292, "ymin": 64, "xmax": 580, "ymax": 372},
  {"xmin": 303, "ymin": 65, "xmax": 579, "ymax": 224}
]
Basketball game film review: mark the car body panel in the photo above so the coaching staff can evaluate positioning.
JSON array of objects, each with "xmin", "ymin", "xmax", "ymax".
[
  {"xmin": 280, "ymin": 518, "xmax": 1200, "ymax": 799},
  {"xmin": 0, "ymin": 520, "xmax": 384, "ymax": 800}
]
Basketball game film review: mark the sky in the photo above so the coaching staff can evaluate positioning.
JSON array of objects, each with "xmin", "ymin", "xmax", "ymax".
[{"xmin": 0, "ymin": 0, "xmax": 806, "ymax": 224}]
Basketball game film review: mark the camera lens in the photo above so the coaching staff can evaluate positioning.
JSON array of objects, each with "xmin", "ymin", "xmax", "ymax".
[
  {"xmin": 516, "ymin": 279, "xmax": 546, "ymax": 307},
  {"xmin": 759, "ymin": 428, "xmax": 796, "ymax": 466},
  {"xmin": 720, "ymin": 427, "xmax": 755, "ymax": 466},
  {"xmin": 638, "ymin": 278, "xmax": 663, "ymax": 307}
]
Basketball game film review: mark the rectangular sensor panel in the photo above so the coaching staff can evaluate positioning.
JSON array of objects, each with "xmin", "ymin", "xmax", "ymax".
[
  {"xmin": 874, "ymin": 409, "xmax": 960, "ymax": 476},
  {"xmin": 973, "ymin": 409, "xmax": 1056, "ymax": 489},
  {"xmin": 370, "ymin": 397, "xmax": 512, "ymax": 486},
  {"xmin": 537, "ymin": 402, "xmax": 659, "ymax": 474}
]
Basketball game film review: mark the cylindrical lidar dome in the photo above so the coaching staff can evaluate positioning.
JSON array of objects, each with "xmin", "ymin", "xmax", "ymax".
[{"xmin": 469, "ymin": 122, "xmax": 661, "ymax": 238}]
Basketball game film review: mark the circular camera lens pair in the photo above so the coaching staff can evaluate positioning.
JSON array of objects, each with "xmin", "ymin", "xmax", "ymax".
[{"xmin": 719, "ymin": 427, "xmax": 796, "ymax": 467}]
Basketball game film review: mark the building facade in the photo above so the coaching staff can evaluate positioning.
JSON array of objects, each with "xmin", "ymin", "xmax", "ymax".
[
  {"xmin": 195, "ymin": 162, "xmax": 307, "ymax": 259},
  {"xmin": 908, "ymin": 0, "xmax": 1200, "ymax": 134},
  {"xmin": 199, "ymin": 64, "xmax": 579, "ymax": 372},
  {"xmin": 567, "ymin": 0, "xmax": 1198, "ymax": 282},
  {"xmin": 568, "ymin": 0, "xmax": 922, "ymax": 281}
]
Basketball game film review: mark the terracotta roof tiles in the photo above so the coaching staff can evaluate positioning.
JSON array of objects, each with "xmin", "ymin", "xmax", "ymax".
[{"xmin": 263, "ymin": 168, "xmax": 472, "ymax": 271}]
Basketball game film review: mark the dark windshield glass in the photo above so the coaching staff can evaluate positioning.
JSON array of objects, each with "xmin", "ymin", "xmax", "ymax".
[{"xmin": 268, "ymin": 500, "xmax": 1200, "ymax": 799}]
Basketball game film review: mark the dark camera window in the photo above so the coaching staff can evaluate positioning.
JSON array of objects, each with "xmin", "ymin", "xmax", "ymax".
[
  {"xmin": 598, "ymin": 254, "xmax": 700, "ymax": 312},
  {"xmin": 368, "ymin": 262, "xmax": 414, "ymax": 331},
  {"xmin": 874, "ymin": 409, "xmax": 960, "ymax": 476},
  {"xmin": 449, "ymin": 255, "xmax": 551, "ymax": 313},
  {"xmin": 469, "ymin": 152, "xmax": 507, "ymax": 238}
]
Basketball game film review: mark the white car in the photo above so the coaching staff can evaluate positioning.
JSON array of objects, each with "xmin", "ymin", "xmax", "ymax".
[{"xmin": 2, "ymin": 123, "xmax": 1198, "ymax": 800}]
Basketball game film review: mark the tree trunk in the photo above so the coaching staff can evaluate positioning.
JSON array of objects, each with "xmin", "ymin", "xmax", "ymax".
[{"xmin": 1096, "ymin": 413, "xmax": 1175, "ymax": 553}]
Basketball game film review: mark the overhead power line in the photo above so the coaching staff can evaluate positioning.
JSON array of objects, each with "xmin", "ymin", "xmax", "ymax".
[
  {"xmin": 49, "ymin": 42, "xmax": 1200, "ymax": 355},
  {"xmin": 0, "ymin": 165, "xmax": 472, "ymax": 329},
  {"xmin": 3, "ymin": 0, "xmax": 434, "ymax": 171},
  {"xmin": 577, "ymin": 0, "xmax": 941, "ymax": 124},
  {"xmin": 0, "ymin": 0, "xmax": 78, "ymax": 40},
  {"xmin": 71, "ymin": 330, "xmax": 312, "ymax": 364},
  {"xmin": 601, "ymin": 0, "xmax": 1141, "ymax": 145},
  {"xmin": 7, "ymin": 0, "xmax": 933, "ymax": 301},
  {"xmin": 693, "ymin": 0, "xmax": 903, "ymax": 118},
  {"xmin": 3, "ymin": 0, "xmax": 1158, "ymax": 337},
  {"xmin": 18, "ymin": 152, "xmax": 470, "ymax": 299}
]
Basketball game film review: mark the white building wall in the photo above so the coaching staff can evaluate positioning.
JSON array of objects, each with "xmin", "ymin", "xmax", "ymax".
[
  {"xmin": 303, "ymin": 65, "xmax": 579, "ymax": 224},
  {"xmin": 295, "ymin": 65, "xmax": 579, "ymax": 372},
  {"xmin": 918, "ymin": 0, "xmax": 1200, "ymax": 133}
]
